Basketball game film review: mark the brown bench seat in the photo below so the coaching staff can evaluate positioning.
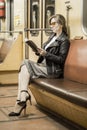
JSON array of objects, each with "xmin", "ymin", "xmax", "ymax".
[
  {"xmin": 31, "ymin": 78, "xmax": 87, "ymax": 108},
  {"xmin": 30, "ymin": 39, "xmax": 87, "ymax": 129}
]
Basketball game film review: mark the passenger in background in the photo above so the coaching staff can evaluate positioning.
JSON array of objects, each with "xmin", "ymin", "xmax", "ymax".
[{"xmin": 9, "ymin": 14, "xmax": 70, "ymax": 116}]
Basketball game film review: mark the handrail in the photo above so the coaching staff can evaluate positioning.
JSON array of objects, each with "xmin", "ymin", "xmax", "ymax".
[
  {"xmin": 0, "ymin": 31, "xmax": 23, "ymax": 33},
  {"xmin": 24, "ymin": 28, "xmax": 52, "ymax": 32}
]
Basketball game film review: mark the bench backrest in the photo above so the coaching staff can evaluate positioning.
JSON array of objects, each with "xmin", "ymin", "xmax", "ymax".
[{"xmin": 64, "ymin": 39, "xmax": 87, "ymax": 84}]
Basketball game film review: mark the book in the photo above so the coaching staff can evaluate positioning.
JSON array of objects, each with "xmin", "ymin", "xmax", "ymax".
[{"xmin": 25, "ymin": 39, "xmax": 38, "ymax": 53}]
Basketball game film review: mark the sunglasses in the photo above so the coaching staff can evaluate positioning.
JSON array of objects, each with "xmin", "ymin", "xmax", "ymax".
[{"xmin": 50, "ymin": 22, "xmax": 57, "ymax": 26}]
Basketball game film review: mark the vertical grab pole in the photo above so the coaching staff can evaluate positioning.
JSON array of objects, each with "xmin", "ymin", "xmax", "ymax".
[
  {"xmin": 65, "ymin": 1, "xmax": 72, "ymax": 38},
  {"xmin": 41, "ymin": 0, "xmax": 43, "ymax": 47},
  {"xmin": 24, "ymin": 0, "xmax": 29, "ymax": 59}
]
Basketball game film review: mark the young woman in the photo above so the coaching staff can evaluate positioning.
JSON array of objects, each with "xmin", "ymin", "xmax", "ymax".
[{"xmin": 9, "ymin": 14, "xmax": 70, "ymax": 116}]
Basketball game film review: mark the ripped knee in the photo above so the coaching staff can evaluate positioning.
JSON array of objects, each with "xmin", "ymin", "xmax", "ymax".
[{"xmin": 19, "ymin": 59, "xmax": 29, "ymax": 72}]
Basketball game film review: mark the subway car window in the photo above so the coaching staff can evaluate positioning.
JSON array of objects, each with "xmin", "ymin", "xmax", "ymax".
[
  {"xmin": 45, "ymin": 0, "xmax": 55, "ymax": 35},
  {"xmin": 82, "ymin": 0, "xmax": 87, "ymax": 35},
  {"xmin": 30, "ymin": 0, "xmax": 39, "ymax": 36},
  {"xmin": 7, "ymin": 0, "xmax": 14, "ymax": 34}
]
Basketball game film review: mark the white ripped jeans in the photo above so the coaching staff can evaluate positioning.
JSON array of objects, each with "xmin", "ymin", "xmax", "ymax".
[{"xmin": 17, "ymin": 65, "xmax": 30, "ymax": 102}]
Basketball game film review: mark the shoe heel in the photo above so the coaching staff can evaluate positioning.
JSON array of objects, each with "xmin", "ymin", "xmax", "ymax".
[
  {"xmin": 29, "ymin": 95, "xmax": 32, "ymax": 105},
  {"xmin": 21, "ymin": 104, "xmax": 26, "ymax": 116},
  {"xmin": 24, "ymin": 107, "xmax": 26, "ymax": 115}
]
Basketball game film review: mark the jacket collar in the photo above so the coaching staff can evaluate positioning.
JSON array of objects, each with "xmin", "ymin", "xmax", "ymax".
[
  {"xmin": 56, "ymin": 32, "xmax": 67, "ymax": 42},
  {"xmin": 46, "ymin": 32, "xmax": 67, "ymax": 48}
]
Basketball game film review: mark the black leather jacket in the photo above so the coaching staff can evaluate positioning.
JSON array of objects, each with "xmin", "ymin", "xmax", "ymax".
[{"xmin": 37, "ymin": 32, "xmax": 70, "ymax": 78}]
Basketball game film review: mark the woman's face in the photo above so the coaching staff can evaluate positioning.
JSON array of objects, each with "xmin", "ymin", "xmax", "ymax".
[{"xmin": 50, "ymin": 18, "xmax": 62, "ymax": 33}]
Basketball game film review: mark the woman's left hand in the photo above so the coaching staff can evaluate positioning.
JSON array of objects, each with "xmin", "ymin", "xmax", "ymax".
[{"xmin": 37, "ymin": 48, "xmax": 47, "ymax": 56}]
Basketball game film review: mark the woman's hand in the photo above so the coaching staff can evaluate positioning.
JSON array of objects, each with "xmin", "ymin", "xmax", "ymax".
[{"xmin": 37, "ymin": 48, "xmax": 47, "ymax": 56}]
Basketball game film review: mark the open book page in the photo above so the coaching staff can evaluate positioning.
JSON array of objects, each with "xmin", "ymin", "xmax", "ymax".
[{"xmin": 25, "ymin": 39, "xmax": 38, "ymax": 53}]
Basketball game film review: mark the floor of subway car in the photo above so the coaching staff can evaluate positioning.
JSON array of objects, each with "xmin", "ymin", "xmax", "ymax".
[{"xmin": 0, "ymin": 84, "xmax": 83, "ymax": 130}]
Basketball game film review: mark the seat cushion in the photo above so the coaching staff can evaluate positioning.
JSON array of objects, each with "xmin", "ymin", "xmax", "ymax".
[{"xmin": 32, "ymin": 78, "xmax": 87, "ymax": 108}]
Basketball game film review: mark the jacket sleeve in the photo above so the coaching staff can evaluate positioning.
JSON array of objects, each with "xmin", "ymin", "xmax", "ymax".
[
  {"xmin": 37, "ymin": 33, "xmax": 55, "ymax": 63},
  {"xmin": 37, "ymin": 55, "xmax": 44, "ymax": 63},
  {"xmin": 44, "ymin": 39, "xmax": 70, "ymax": 65}
]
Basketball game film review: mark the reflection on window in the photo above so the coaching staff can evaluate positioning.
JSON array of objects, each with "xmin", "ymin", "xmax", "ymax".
[
  {"xmin": 45, "ymin": 0, "xmax": 55, "ymax": 35},
  {"xmin": 82, "ymin": 0, "xmax": 87, "ymax": 35},
  {"xmin": 30, "ymin": 0, "xmax": 39, "ymax": 36}
]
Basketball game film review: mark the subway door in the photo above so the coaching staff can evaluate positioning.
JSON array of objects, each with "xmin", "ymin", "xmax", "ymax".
[
  {"xmin": 27, "ymin": 0, "xmax": 55, "ymax": 61},
  {"xmin": 27, "ymin": 0, "xmax": 42, "ymax": 62}
]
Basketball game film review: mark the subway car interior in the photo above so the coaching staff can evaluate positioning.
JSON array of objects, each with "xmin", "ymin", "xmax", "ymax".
[{"xmin": 0, "ymin": 0, "xmax": 87, "ymax": 130}]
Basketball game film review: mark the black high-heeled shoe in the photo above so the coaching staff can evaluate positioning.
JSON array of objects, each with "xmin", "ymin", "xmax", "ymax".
[
  {"xmin": 21, "ymin": 90, "xmax": 32, "ymax": 105},
  {"xmin": 8, "ymin": 102, "xmax": 26, "ymax": 116},
  {"xmin": 8, "ymin": 90, "xmax": 31, "ymax": 117}
]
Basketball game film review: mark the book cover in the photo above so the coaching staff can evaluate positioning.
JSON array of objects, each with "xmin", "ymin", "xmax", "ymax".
[{"xmin": 25, "ymin": 39, "xmax": 38, "ymax": 53}]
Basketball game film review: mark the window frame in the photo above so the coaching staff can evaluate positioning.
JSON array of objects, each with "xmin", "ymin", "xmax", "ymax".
[{"xmin": 82, "ymin": 0, "xmax": 87, "ymax": 36}]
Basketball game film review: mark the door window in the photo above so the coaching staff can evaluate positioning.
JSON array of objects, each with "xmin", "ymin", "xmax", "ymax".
[
  {"xmin": 30, "ymin": 0, "xmax": 39, "ymax": 36},
  {"xmin": 45, "ymin": 0, "xmax": 55, "ymax": 35}
]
